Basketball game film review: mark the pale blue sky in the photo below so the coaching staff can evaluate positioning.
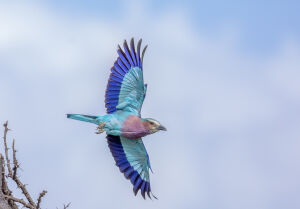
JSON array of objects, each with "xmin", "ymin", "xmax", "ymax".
[
  {"xmin": 45, "ymin": 0, "xmax": 300, "ymax": 52},
  {"xmin": 0, "ymin": 1, "xmax": 300, "ymax": 209}
]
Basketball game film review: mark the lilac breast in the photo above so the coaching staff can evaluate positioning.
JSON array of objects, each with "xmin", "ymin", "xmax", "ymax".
[{"xmin": 121, "ymin": 115, "xmax": 149, "ymax": 139}]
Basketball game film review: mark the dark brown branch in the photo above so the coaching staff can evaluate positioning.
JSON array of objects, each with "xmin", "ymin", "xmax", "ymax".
[
  {"xmin": 3, "ymin": 121, "xmax": 12, "ymax": 177},
  {"xmin": 63, "ymin": 203, "xmax": 71, "ymax": 209},
  {"xmin": 12, "ymin": 140, "xmax": 18, "ymax": 179},
  {"xmin": 1, "ymin": 154, "xmax": 10, "ymax": 196},
  {"xmin": 36, "ymin": 190, "xmax": 47, "ymax": 209},
  {"xmin": 0, "ymin": 154, "xmax": 18, "ymax": 209},
  {"xmin": 4, "ymin": 195, "xmax": 35, "ymax": 209},
  {"xmin": 10, "ymin": 139, "xmax": 36, "ymax": 207},
  {"xmin": 1, "ymin": 121, "xmax": 51, "ymax": 209}
]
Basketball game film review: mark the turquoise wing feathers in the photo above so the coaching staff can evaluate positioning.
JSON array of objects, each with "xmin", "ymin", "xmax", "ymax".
[
  {"xmin": 105, "ymin": 38, "xmax": 147, "ymax": 116},
  {"xmin": 107, "ymin": 135, "xmax": 156, "ymax": 199}
]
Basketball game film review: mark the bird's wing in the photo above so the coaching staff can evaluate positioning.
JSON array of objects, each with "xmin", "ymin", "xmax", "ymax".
[
  {"xmin": 107, "ymin": 135, "xmax": 156, "ymax": 199},
  {"xmin": 105, "ymin": 38, "xmax": 148, "ymax": 116}
]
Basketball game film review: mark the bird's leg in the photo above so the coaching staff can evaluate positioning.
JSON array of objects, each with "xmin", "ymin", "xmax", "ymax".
[{"xmin": 95, "ymin": 122, "xmax": 105, "ymax": 134}]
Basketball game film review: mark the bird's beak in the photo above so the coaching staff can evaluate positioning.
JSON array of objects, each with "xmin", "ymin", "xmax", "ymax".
[{"xmin": 158, "ymin": 125, "xmax": 167, "ymax": 131}]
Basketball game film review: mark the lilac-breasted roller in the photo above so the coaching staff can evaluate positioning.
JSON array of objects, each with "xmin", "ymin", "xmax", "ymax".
[{"xmin": 67, "ymin": 38, "xmax": 166, "ymax": 199}]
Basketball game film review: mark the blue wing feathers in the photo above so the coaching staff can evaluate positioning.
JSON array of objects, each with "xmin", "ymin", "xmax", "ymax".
[
  {"xmin": 109, "ymin": 146, "xmax": 124, "ymax": 152},
  {"xmin": 141, "ymin": 181, "xmax": 146, "ymax": 199},
  {"xmin": 117, "ymin": 47, "xmax": 131, "ymax": 69},
  {"xmin": 106, "ymin": 99, "xmax": 118, "ymax": 105},
  {"xmin": 105, "ymin": 92, "xmax": 120, "ymax": 98},
  {"xmin": 106, "ymin": 103, "xmax": 118, "ymax": 109},
  {"xmin": 124, "ymin": 167, "xmax": 134, "ymax": 179},
  {"xmin": 109, "ymin": 75, "xmax": 123, "ymax": 83},
  {"xmin": 110, "ymin": 69, "xmax": 124, "ymax": 79},
  {"xmin": 105, "ymin": 38, "xmax": 147, "ymax": 114},
  {"xmin": 116, "ymin": 159, "xmax": 130, "ymax": 166},
  {"xmin": 105, "ymin": 100, "xmax": 118, "ymax": 104},
  {"xmin": 107, "ymin": 81, "xmax": 122, "ymax": 87},
  {"xmin": 107, "ymin": 85, "xmax": 120, "ymax": 91},
  {"xmin": 113, "ymin": 63, "xmax": 126, "ymax": 75},
  {"xmin": 133, "ymin": 177, "xmax": 143, "ymax": 195},
  {"xmin": 106, "ymin": 135, "xmax": 153, "ymax": 199},
  {"xmin": 147, "ymin": 184, "xmax": 151, "ymax": 198},
  {"xmin": 117, "ymin": 58, "xmax": 129, "ymax": 73},
  {"xmin": 145, "ymin": 182, "xmax": 150, "ymax": 197},
  {"xmin": 123, "ymin": 40, "xmax": 134, "ymax": 67},
  {"xmin": 119, "ymin": 163, "xmax": 130, "ymax": 172},
  {"xmin": 130, "ymin": 171, "xmax": 139, "ymax": 184}
]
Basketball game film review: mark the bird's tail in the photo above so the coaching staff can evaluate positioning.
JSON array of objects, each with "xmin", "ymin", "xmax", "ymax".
[{"xmin": 66, "ymin": 114, "xmax": 98, "ymax": 124}]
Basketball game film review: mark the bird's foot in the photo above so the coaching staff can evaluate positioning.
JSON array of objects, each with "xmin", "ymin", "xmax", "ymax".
[{"xmin": 95, "ymin": 122, "xmax": 105, "ymax": 134}]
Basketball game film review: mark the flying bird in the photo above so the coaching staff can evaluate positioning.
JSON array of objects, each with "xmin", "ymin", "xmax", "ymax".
[{"xmin": 67, "ymin": 38, "xmax": 166, "ymax": 199}]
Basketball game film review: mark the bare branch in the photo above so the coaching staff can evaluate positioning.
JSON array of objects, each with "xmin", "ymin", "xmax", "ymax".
[
  {"xmin": 0, "ymin": 154, "xmax": 18, "ymax": 209},
  {"xmin": 3, "ymin": 121, "xmax": 12, "ymax": 177},
  {"xmin": 2, "ymin": 121, "xmax": 50, "ymax": 209},
  {"xmin": 1, "ymin": 121, "xmax": 61, "ymax": 209},
  {"xmin": 0, "ymin": 154, "xmax": 10, "ymax": 196},
  {"xmin": 36, "ymin": 190, "xmax": 47, "ymax": 209},
  {"xmin": 4, "ymin": 195, "xmax": 35, "ymax": 209},
  {"xmin": 10, "ymin": 139, "xmax": 36, "ymax": 207},
  {"xmin": 64, "ymin": 202, "xmax": 71, "ymax": 209},
  {"xmin": 12, "ymin": 140, "xmax": 19, "ymax": 180},
  {"xmin": 56, "ymin": 202, "xmax": 71, "ymax": 209}
]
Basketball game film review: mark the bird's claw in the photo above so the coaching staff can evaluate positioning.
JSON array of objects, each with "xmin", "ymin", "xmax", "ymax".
[{"xmin": 95, "ymin": 123, "xmax": 105, "ymax": 134}]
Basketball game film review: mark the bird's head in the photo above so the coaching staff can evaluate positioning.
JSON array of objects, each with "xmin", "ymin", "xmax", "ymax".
[{"xmin": 142, "ymin": 118, "xmax": 167, "ymax": 134}]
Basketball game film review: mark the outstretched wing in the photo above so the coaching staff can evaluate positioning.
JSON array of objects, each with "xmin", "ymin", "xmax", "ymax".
[
  {"xmin": 105, "ymin": 38, "xmax": 148, "ymax": 116},
  {"xmin": 107, "ymin": 135, "xmax": 156, "ymax": 199}
]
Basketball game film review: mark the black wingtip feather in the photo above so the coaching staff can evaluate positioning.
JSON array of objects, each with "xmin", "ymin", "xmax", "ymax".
[
  {"xmin": 141, "ymin": 190, "xmax": 146, "ymax": 199},
  {"xmin": 151, "ymin": 192, "xmax": 158, "ymax": 200},
  {"xmin": 123, "ymin": 39, "xmax": 128, "ymax": 49},
  {"xmin": 130, "ymin": 38, "xmax": 137, "ymax": 65},
  {"xmin": 130, "ymin": 37, "xmax": 135, "ymax": 50},
  {"xmin": 137, "ymin": 39, "xmax": 142, "ymax": 53},
  {"xmin": 118, "ymin": 45, "xmax": 126, "ymax": 58},
  {"xmin": 142, "ymin": 45, "xmax": 148, "ymax": 62},
  {"xmin": 133, "ymin": 188, "xmax": 138, "ymax": 196},
  {"xmin": 137, "ymin": 39, "xmax": 142, "ymax": 64},
  {"xmin": 147, "ymin": 191, "xmax": 151, "ymax": 199},
  {"xmin": 123, "ymin": 40, "xmax": 134, "ymax": 65}
]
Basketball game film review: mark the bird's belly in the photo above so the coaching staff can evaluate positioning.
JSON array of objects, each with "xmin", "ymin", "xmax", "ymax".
[{"xmin": 121, "ymin": 130, "xmax": 148, "ymax": 139}]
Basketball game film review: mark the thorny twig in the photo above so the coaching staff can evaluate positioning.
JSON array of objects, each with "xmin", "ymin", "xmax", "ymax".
[
  {"xmin": 0, "ymin": 154, "xmax": 18, "ymax": 209},
  {"xmin": 63, "ymin": 203, "xmax": 71, "ymax": 209},
  {"xmin": 4, "ymin": 195, "xmax": 35, "ymax": 209},
  {"xmin": 36, "ymin": 190, "xmax": 47, "ymax": 209},
  {"xmin": 12, "ymin": 140, "xmax": 18, "ymax": 179},
  {"xmin": 3, "ymin": 122, "xmax": 12, "ymax": 177},
  {"xmin": 2, "ymin": 121, "xmax": 48, "ymax": 209},
  {"xmin": 56, "ymin": 203, "xmax": 71, "ymax": 209}
]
